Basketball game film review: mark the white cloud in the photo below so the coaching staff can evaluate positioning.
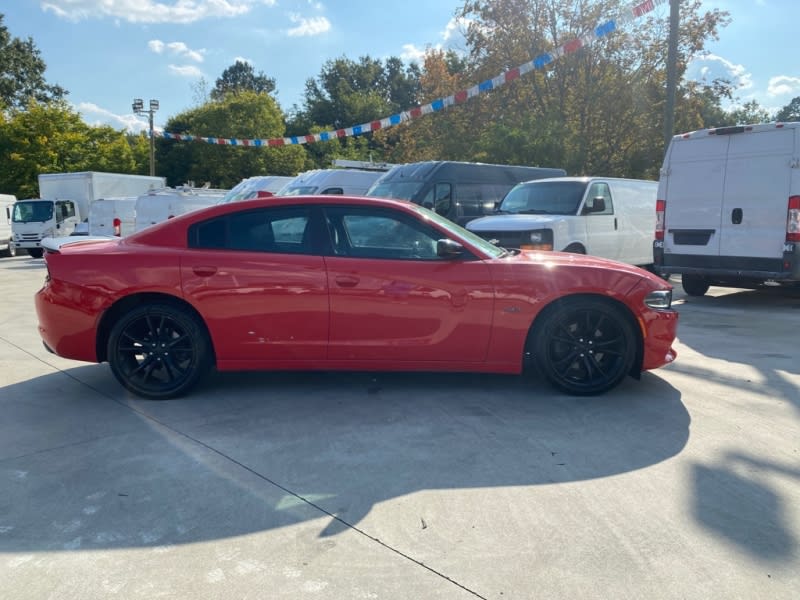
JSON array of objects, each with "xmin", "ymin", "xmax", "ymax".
[
  {"xmin": 400, "ymin": 44, "xmax": 434, "ymax": 64},
  {"xmin": 168, "ymin": 64, "xmax": 204, "ymax": 78},
  {"xmin": 41, "ymin": 0, "xmax": 276, "ymax": 24},
  {"xmin": 148, "ymin": 40, "xmax": 206, "ymax": 62},
  {"xmin": 76, "ymin": 102, "xmax": 149, "ymax": 133},
  {"xmin": 286, "ymin": 14, "xmax": 330, "ymax": 37},
  {"xmin": 767, "ymin": 76, "xmax": 800, "ymax": 97},
  {"xmin": 688, "ymin": 53, "xmax": 753, "ymax": 91},
  {"xmin": 441, "ymin": 16, "xmax": 472, "ymax": 42}
]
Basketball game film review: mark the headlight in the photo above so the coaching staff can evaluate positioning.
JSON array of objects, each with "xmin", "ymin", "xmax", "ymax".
[{"xmin": 644, "ymin": 289, "xmax": 672, "ymax": 309}]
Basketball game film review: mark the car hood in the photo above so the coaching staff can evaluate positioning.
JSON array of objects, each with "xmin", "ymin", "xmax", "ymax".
[{"xmin": 468, "ymin": 214, "xmax": 568, "ymax": 232}]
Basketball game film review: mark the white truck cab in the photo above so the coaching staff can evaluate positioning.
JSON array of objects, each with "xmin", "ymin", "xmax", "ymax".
[
  {"xmin": 654, "ymin": 122, "xmax": 800, "ymax": 296},
  {"xmin": 467, "ymin": 177, "xmax": 658, "ymax": 268},
  {"xmin": 12, "ymin": 198, "xmax": 80, "ymax": 257}
]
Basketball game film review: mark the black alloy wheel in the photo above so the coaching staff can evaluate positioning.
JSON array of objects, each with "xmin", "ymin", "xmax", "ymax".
[
  {"xmin": 108, "ymin": 303, "xmax": 211, "ymax": 400},
  {"xmin": 533, "ymin": 298, "xmax": 637, "ymax": 395}
]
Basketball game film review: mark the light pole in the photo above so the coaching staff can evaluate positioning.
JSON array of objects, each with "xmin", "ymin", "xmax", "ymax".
[{"xmin": 133, "ymin": 98, "xmax": 159, "ymax": 176}]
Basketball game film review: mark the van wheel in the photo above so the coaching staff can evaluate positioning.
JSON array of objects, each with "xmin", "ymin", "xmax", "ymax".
[
  {"xmin": 563, "ymin": 244, "xmax": 585, "ymax": 254},
  {"xmin": 531, "ymin": 298, "xmax": 636, "ymax": 395},
  {"xmin": 28, "ymin": 248, "xmax": 43, "ymax": 259},
  {"xmin": 681, "ymin": 274, "xmax": 709, "ymax": 297}
]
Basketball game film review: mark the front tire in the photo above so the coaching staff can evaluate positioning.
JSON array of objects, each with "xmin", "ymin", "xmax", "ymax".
[
  {"xmin": 1, "ymin": 240, "xmax": 15, "ymax": 257},
  {"xmin": 107, "ymin": 303, "xmax": 211, "ymax": 400},
  {"xmin": 531, "ymin": 298, "xmax": 637, "ymax": 395},
  {"xmin": 681, "ymin": 274, "xmax": 709, "ymax": 297},
  {"xmin": 28, "ymin": 248, "xmax": 43, "ymax": 258}
]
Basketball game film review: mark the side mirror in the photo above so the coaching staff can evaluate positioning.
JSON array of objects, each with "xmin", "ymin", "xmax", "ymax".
[
  {"xmin": 583, "ymin": 196, "xmax": 606, "ymax": 214},
  {"xmin": 436, "ymin": 238, "xmax": 464, "ymax": 258}
]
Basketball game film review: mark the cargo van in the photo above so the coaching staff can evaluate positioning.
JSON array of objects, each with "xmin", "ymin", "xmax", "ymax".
[
  {"xmin": 366, "ymin": 161, "xmax": 566, "ymax": 225},
  {"xmin": 467, "ymin": 177, "xmax": 658, "ymax": 267},
  {"xmin": 218, "ymin": 175, "xmax": 295, "ymax": 203},
  {"xmin": 88, "ymin": 196, "xmax": 138, "ymax": 237},
  {"xmin": 134, "ymin": 186, "xmax": 228, "ymax": 232},
  {"xmin": 1, "ymin": 193, "xmax": 17, "ymax": 257},
  {"xmin": 654, "ymin": 122, "xmax": 800, "ymax": 296},
  {"xmin": 277, "ymin": 169, "xmax": 384, "ymax": 197}
]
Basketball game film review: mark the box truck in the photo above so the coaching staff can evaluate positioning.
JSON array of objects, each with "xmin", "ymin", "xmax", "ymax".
[
  {"xmin": 1, "ymin": 194, "xmax": 17, "ymax": 257},
  {"xmin": 11, "ymin": 172, "xmax": 165, "ymax": 257}
]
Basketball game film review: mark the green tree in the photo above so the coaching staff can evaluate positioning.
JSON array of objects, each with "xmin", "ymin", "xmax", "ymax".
[
  {"xmin": 726, "ymin": 100, "xmax": 771, "ymax": 125},
  {"xmin": 158, "ymin": 90, "xmax": 306, "ymax": 188},
  {"xmin": 0, "ymin": 14, "xmax": 66, "ymax": 110},
  {"xmin": 0, "ymin": 101, "xmax": 136, "ymax": 197},
  {"xmin": 775, "ymin": 96, "xmax": 800, "ymax": 122},
  {"xmin": 210, "ymin": 61, "xmax": 276, "ymax": 102}
]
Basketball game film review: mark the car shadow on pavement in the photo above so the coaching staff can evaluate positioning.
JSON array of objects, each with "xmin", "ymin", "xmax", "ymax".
[{"xmin": 1, "ymin": 365, "xmax": 688, "ymax": 553}]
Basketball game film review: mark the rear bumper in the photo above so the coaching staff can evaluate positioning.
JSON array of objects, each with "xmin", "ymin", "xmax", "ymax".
[{"xmin": 653, "ymin": 241, "xmax": 800, "ymax": 281}]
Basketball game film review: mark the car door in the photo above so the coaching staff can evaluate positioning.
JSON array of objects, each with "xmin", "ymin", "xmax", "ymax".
[
  {"xmin": 181, "ymin": 205, "xmax": 329, "ymax": 363},
  {"xmin": 322, "ymin": 205, "xmax": 494, "ymax": 363},
  {"xmin": 581, "ymin": 181, "xmax": 619, "ymax": 261}
]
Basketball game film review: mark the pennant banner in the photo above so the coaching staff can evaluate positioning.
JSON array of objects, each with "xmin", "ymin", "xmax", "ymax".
[{"xmin": 157, "ymin": 0, "xmax": 667, "ymax": 147}]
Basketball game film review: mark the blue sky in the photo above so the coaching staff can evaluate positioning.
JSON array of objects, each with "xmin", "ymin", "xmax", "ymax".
[{"xmin": 2, "ymin": 1, "xmax": 798, "ymax": 136}]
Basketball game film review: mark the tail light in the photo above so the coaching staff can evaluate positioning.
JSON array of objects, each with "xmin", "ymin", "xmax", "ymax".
[
  {"xmin": 787, "ymin": 196, "xmax": 800, "ymax": 243},
  {"xmin": 655, "ymin": 199, "xmax": 666, "ymax": 241},
  {"xmin": 113, "ymin": 218, "xmax": 121, "ymax": 237}
]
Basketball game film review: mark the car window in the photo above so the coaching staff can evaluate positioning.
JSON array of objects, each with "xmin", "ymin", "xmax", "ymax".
[
  {"xmin": 585, "ymin": 182, "xmax": 614, "ymax": 215},
  {"xmin": 189, "ymin": 207, "xmax": 313, "ymax": 254},
  {"xmin": 325, "ymin": 207, "xmax": 441, "ymax": 260}
]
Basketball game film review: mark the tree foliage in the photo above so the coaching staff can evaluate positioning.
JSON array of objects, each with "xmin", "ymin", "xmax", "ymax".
[
  {"xmin": 0, "ymin": 14, "xmax": 66, "ymax": 111},
  {"xmin": 210, "ymin": 61, "xmax": 276, "ymax": 102},
  {"xmin": 158, "ymin": 90, "xmax": 305, "ymax": 188},
  {"xmin": 775, "ymin": 96, "xmax": 800, "ymax": 122},
  {"xmin": 0, "ymin": 101, "xmax": 137, "ymax": 197}
]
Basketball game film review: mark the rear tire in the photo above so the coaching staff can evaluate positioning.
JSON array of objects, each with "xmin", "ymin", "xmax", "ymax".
[
  {"xmin": 28, "ymin": 248, "xmax": 43, "ymax": 259},
  {"xmin": 563, "ymin": 244, "xmax": 586, "ymax": 254},
  {"xmin": 531, "ymin": 298, "xmax": 637, "ymax": 395},
  {"xmin": 681, "ymin": 274, "xmax": 709, "ymax": 297},
  {"xmin": 107, "ymin": 303, "xmax": 212, "ymax": 400}
]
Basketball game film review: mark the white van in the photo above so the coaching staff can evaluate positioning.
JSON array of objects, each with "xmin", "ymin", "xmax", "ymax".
[
  {"xmin": 1, "ymin": 193, "xmax": 17, "ymax": 257},
  {"xmin": 218, "ymin": 175, "xmax": 295, "ymax": 203},
  {"xmin": 654, "ymin": 122, "xmax": 800, "ymax": 296},
  {"xmin": 277, "ymin": 169, "xmax": 384, "ymax": 196},
  {"xmin": 467, "ymin": 177, "xmax": 658, "ymax": 267},
  {"xmin": 89, "ymin": 196, "xmax": 138, "ymax": 237},
  {"xmin": 134, "ymin": 186, "xmax": 227, "ymax": 232}
]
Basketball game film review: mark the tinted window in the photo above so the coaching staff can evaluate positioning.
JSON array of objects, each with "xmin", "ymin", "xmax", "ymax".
[
  {"xmin": 189, "ymin": 207, "xmax": 312, "ymax": 254},
  {"xmin": 325, "ymin": 207, "xmax": 442, "ymax": 260}
]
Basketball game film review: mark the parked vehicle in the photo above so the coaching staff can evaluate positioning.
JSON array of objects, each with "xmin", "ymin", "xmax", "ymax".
[
  {"xmin": 467, "ymin": 177, "xmax": 658, "ymax": 268},
  {"xmin": 11, "ymin": 172, "xmax": 165, "ymax": 257},
  {"xmin": 654, "ymin": 122, "xmax": 800, "ymax": 296},
  {"xmin": 218, "ymin": 176, "xmax": 295, "ymax": 203},
  {"xmin": 88, "ymin": 196, "xmax": 138, "ymax": 237},
  {"xmin": 277, "ymin": 169, "xmax": 385, "ymax": 196},
  {"xmin": 366, "ymin": 161, "xmax": 566, "ymax": 225},
  {"xmin": 134, "ymin": 185, "xmax": 228, "ymax": 233},
  {"xmin": 0, "ymin": 193, "xmax": 17, "ymax": 257},
  {"xmin": 36, "ymin": 195, "xmax": 678, "ymax": 400}
]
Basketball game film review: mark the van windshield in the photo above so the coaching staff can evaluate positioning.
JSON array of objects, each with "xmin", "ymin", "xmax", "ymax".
[
  {"xmin": 12, "ymin": 201, "xmax": 54, "ymax": 223},
  {"xmin": 366, "ymin": 181, "xmax": 425, "ymax": 201},
  {"xmin": 281, "ymin": 186, "xmax": 317, "ymax": 196},
  {"xmin": 499, "ymin": 181, "xmax": 587, "ymax": 215}
]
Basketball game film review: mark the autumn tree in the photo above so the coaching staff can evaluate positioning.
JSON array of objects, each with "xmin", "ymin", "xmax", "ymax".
[{"xmin": 0, "ymin": 14, "xmax": 66, "ymax": 111}]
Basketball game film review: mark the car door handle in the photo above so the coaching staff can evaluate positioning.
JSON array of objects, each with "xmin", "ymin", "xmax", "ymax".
[
  {"xmin": 192, "ymin": 266, "xmax": 217, "ymax": 277},
  {"xmin": 335, "ymin": 275, "xmax": 359, "ymax": 287}
]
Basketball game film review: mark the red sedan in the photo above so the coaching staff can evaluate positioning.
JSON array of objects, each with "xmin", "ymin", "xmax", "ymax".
[{"xmin": 35, "ymin": 196, "xmax": 678, "ymax": 399}]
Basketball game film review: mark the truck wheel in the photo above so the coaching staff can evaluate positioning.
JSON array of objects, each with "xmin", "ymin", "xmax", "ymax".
[
  {"xmin": 530, "ymin": 297, "xmax": 637, "ymax": 395},
  {"xmin": 107, "ymin": 303, "xmax": 212, "ymax": 400},
  {"xmin": 27, "ymin": 248, "xmax": 44, "ymax": 259},
  {"xmin": 681, "ymin": 274, "xmax": 709, "ymax": 297},
  {"xmin": 1, "ymin": 240, "xmax": 15, "ymax": 257}
]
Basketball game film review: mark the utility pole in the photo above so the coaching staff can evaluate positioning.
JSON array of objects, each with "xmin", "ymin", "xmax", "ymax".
[
  {"xmin": 132, "ymin": 98, "xmax": 159, "ymax": 176},
  {"xmin": 663, "ymin": 0, "xmax": 680, "ymax": 152}
]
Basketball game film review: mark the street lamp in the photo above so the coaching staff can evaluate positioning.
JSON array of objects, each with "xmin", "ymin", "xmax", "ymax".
[{"xmin": 133, "ymin": 98, "xmax": 159, "ymax": 176}]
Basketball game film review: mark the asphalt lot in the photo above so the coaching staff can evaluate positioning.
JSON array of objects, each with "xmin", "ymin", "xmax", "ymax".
[{"xmin": 0, "ymin": 254, "xmax": 798, "ymax": 599}]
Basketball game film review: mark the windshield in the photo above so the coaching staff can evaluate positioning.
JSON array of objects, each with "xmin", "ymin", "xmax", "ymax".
[
  {"xmin": 12, "ymin": 200, "xmax": 54, "ymax": 223},
  {"xmin": 408, "ymin": 203, "xmax": 506, "ymax": 259},
  {"xmin": 499, "ymin": 181, "xmax": 587, "ymax": 215},
  {"xmin": 366, "ymin": 181, "xmax": 424, "ymax": 201},
  {"xmin": 281, "ymin": 186, "xmax": 317, "ymax": 196}
]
